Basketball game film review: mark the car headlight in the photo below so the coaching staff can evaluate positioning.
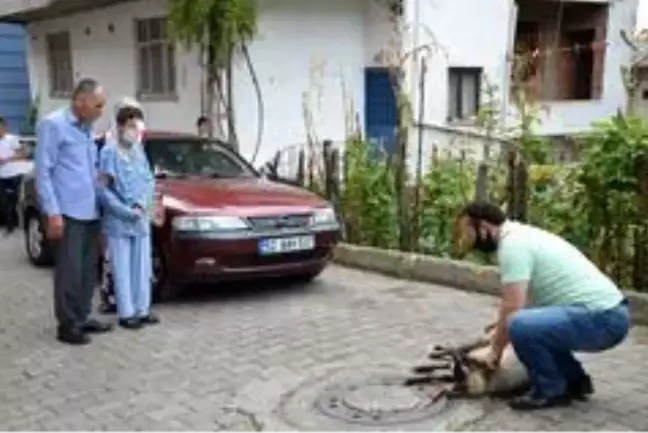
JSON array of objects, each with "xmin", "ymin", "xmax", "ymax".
[
  {"xmin": 310, "ymin": 207, "xmax": 338, "ymax": 226},
  {"xmin": 172, "ymin": 215, "xmax": 249, "ymax": 231}
]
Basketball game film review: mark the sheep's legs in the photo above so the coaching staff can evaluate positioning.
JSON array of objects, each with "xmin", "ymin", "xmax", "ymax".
[
  {"xmin": 403, "ymin": 358, "xmax": 463, "ymax": 387},
  {"xmin": 403, "ymin": 372, "xmax": 457, "ymax": 387},
  {"xmin": 412, "ymin": 361, "xmax": 452, "ymax": 374}
]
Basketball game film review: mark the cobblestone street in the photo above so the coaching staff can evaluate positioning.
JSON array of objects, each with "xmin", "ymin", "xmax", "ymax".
[{"xmin": 0, "ymin": 233, "xmax": 647, "ymax": 431}]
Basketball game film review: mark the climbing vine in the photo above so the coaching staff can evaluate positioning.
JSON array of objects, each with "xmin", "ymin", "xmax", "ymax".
[{"xmin": 166, "ymin": 0, "xmax": 258, "ymax": 146}]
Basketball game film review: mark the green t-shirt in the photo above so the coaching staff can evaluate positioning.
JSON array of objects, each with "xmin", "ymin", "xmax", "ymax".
[{"xmin": 497, "ymin": 221, "xmax": 623, "ymax": 310}]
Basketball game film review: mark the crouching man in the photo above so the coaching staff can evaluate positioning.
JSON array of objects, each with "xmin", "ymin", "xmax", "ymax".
[{"xmin": 456, "ymin": 201, "xmax": 629, "ymax": 411}]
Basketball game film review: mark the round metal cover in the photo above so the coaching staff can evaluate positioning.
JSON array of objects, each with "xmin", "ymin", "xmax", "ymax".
[
  {"xmin": 314, "ymin": 375, "xmax": 446, "ymax": 426},
  {"xmin": 277, "ymin": 364, "xmax": 486, "ymax": 431}
]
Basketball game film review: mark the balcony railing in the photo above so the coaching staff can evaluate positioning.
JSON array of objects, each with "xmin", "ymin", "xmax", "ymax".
[{"xmin": 510, "ymin": 41, "xmax": 607, "ymax": 102}]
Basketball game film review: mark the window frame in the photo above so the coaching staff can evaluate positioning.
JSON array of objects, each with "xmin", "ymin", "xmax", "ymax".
[
  {"xmin": 46, "ymin": 31, "xmax": 74, "ymax": 99},
  {"xmin": 134, "ymin": 17, "xmax": 178, "ymax": 101},
  {"xmin": 447, "ymin": 67, "xmax": 483, "ymax": 123}
]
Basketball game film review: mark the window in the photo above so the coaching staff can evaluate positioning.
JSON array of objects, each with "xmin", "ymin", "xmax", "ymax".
[
  {"xmin": 513, "ymin": 0, "xmax": 607, "ymax": 101},
  {"xmin": 447, "ymin": 67, "xmax": 482, "ymax": 122},
  {"xmin": 46, "ymin": 32, "xmax": 74, "ymax": 98},
  {"xmin": 146, "ymin": 139, "xmax": 256, "ymax": 179},
  {"xmin": 135, "ymin": 17, "xmax": 176, "ymax": 98}
]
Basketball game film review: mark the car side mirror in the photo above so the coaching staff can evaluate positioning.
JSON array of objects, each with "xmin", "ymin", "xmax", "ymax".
[{"xmin": 260, "ymin": 162, "xmax": 279, "ymax": 181}]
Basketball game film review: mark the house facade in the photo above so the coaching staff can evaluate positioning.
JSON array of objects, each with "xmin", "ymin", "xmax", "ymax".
[
  {"xmin": 408, "ymin": 0, "xmax": 639, "ymax": 169},
  {"xmin": 0, "ymin": 23, "xmax": 31, "ymax": 134},
  {"xmin": 0, "ymin": 0, "xmax": 402, "ymax": 167},
  {"xmin": 0, "ymin": 0, "xmax": 639, "ymax": 170}
]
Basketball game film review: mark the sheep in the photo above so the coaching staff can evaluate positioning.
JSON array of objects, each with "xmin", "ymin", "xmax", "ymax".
[{"xmin": 403, "ymin": 324, "xmax": 530, "ymax": 399}]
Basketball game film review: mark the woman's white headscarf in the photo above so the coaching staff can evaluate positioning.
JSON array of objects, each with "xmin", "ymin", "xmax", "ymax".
[
  {"xmin": 103, "ymin": 96, "xmax": 146, "ymax": 141},
  {"xmin": 114, "ymin": 96, "xmax": 143, "ymax": 115}
]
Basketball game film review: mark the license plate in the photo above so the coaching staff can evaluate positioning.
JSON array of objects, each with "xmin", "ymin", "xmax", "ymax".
[{"xmin": 258, "ymin": 235, "xmax": 315, "ymax": 255}]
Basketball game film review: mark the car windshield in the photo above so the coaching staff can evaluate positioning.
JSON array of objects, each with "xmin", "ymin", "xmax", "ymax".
[{"xmin": 146, "ymin": 139, "xmax": 257, "ymax": 179}]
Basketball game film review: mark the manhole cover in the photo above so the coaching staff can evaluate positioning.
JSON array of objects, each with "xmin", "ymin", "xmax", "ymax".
[
  {"xmin": 278, "ymin": 364, "xmax": 487, "ymax": 431},
  {"xmin": 314, "ymin": 376, "xmax": 445, "ymax": 425}
]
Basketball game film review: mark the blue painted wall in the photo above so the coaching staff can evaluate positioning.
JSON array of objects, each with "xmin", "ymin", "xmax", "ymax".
[{"xmin": 0, "ymin": 23, "xmax": 31, "ymax": 134}]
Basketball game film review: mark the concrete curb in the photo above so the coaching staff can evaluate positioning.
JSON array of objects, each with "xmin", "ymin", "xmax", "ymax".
[{"xmin": 333, "ymin": 243, "xmax": 648, "ymax": 327}]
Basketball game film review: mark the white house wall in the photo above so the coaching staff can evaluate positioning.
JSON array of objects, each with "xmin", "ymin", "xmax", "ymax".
[
  {"xmin": 24, "ymin": 0, "xmax": 374, "ymax": 165},
  {"xmin": 403, "ymin": 0, "xmax": 512, "ymax": 127},
  {"xmin": 233, "ymin": 0, "xmax": 366, "ymax": 165},
  {"xmin": 402, "ymin": 0, "xmax": 511, "ymax": 170},
  {"xmin": 25, "ymin": 0, "xmax": 202, "ymax": 137}
]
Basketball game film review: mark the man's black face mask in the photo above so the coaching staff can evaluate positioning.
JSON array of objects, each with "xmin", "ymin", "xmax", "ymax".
[{"xmin": 472, "ymin": 221, "xmax": 498, "ymax": 254}]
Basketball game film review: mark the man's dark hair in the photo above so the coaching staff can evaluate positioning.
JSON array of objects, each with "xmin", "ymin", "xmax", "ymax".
[
  {"xmin": 196, "ymin": 115, "xmax": 209, "ymax": 127},
  {"xmin": 0, "ymin": 117, "xmax": 5, "ymax": 126},
  {"xmin": 459, "ymin": 201, "xmax": 506, "ymax": 226},
  {"xmin": 116, "ymin": 106, "xmax": 144, "ymax": 126},
  {"xmin": 72, "ymin": 78, "xmax": 100, "ymax": 99}
]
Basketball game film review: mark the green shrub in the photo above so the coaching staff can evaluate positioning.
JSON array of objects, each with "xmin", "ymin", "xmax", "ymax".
[
  {"xmin": 341, "ymin": 137, "xmax": 398, "ymax": 249},
  {"xmin": 418, "ymin": 158, "xmax": 475, "ymax": 256}
]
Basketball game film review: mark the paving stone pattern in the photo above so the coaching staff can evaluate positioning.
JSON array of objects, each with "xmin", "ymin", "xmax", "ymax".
[{"xmin": 0, "ymin": 234, "xmax": 647, "ymax": 431}]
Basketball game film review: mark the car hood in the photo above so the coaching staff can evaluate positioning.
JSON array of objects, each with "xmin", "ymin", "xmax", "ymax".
[{"xmin": 158, "ymin": 177, "xmax": 330, "ymax": 216}]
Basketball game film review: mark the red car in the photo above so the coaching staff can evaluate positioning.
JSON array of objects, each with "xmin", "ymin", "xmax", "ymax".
[{"xmin": 19, "ymin": 132, "xmax": 342, "ymax": 300}]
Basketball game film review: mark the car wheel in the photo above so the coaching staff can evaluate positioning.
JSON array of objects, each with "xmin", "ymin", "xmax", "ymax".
[
  {"xmin": 151, "ymin": 246, "xmax": 182, "ymax": 303},
  {"xmin": 24, "ymin": 211, "xmax": 53, "ymax": 267}
]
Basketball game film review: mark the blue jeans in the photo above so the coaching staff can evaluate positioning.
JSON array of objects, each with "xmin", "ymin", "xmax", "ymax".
[{"xmin": 508, "ymin": 300, "xmax": 629, "ymax": 398}]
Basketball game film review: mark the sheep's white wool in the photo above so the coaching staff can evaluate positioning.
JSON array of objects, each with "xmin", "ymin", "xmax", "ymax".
[
  {"xmin": 461, "ymin": 335, "xmax": 529, "ymax": 396},
  {"xmin": 484, "ymin": 345, "xmax": 528, "ymax": 394},
  {"xmin": 465, "ymin": 370, "xmax": 488, "ymax": 394}
]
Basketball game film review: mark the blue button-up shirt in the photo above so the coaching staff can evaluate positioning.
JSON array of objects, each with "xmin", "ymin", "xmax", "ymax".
[
  {"xmin": 35, "ymin": 108, "xmax": 99, "ymax": 220},
  {"xmin": 98, "ymin": 140, "xmax": 154, "ymax": 238}
]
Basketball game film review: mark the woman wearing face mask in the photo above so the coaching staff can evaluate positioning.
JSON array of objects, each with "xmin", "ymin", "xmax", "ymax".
[
  {"xmin": 98, "ymin": 105, "xmax": 159, "ymax": 329},
  {"xmin": 97, "ymin": 98, "xmax": 146, "ymax": 315}
]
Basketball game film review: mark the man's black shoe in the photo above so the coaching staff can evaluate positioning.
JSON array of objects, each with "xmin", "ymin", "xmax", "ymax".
[
  {"xmin": 509, "ymin": 392, "xmax": 572, "ymax": 411},
  {"xmin": 567, "ymin": 374, "xmax": 594, "ymax": 401},
  {"xmin": 138, "ymin": 313, "xmax": 160, "ymax": 326},
  {"xmin": 119, "ymin": 318, "xmax": 143, "ymax": 330},
  {"xmin": 81, "ymin": 318, "xmax": 113, "ymax": 334},
  {"xmin": 57, "ymin": 326, "xmax": 91, "ymax": 345}
]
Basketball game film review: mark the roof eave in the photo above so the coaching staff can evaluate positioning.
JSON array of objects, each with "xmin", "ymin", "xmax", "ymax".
[{"xmin": 0, "ymin": 0, "xmax": 136, "ymax": 24}]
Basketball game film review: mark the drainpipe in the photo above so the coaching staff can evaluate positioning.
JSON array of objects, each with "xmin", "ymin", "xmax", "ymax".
[
  {"xmin": 501, "ymin": 0, "xmax": 518, "ymax": 134},
  {"xmin": 199, "ymin": 42, "xmax": 206, "ymax": 116},
  {"xmin": 410, "ymin": 0, "xmax": 421, "ymax": 116}
]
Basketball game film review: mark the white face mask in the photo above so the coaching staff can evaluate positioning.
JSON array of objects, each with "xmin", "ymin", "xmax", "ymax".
[
  {"xmin": 121, "ymin": 128, "xmax": 139, "ymax": 146},
  {"xmin": 136, "ymin": 120, "xmax": 146, "ymax": 142}
]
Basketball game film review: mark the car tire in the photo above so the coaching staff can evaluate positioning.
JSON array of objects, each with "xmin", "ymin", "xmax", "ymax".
[
  {"xmin": 24, "ymin": 211, "xmax": 54, "ymax": 267},
  {"xmin": 151, "ymin": 246, "xmax": 182, "ymax": 303}
]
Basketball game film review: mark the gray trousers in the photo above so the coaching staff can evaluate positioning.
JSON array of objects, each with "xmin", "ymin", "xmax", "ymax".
[{"xmin": 54, "ymin": 216, "xmax": 100, "ymax": 329}]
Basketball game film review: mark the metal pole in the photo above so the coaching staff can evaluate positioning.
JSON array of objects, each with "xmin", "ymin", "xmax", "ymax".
[{"xmin": 414, "ymin": 57, "xmax": 426, "ymax": 251}]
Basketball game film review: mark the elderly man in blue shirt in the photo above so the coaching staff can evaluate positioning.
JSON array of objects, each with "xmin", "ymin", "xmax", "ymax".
[{"xmin": 35, "ymin": 78, "xmax": 114, "ymax": 345}]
